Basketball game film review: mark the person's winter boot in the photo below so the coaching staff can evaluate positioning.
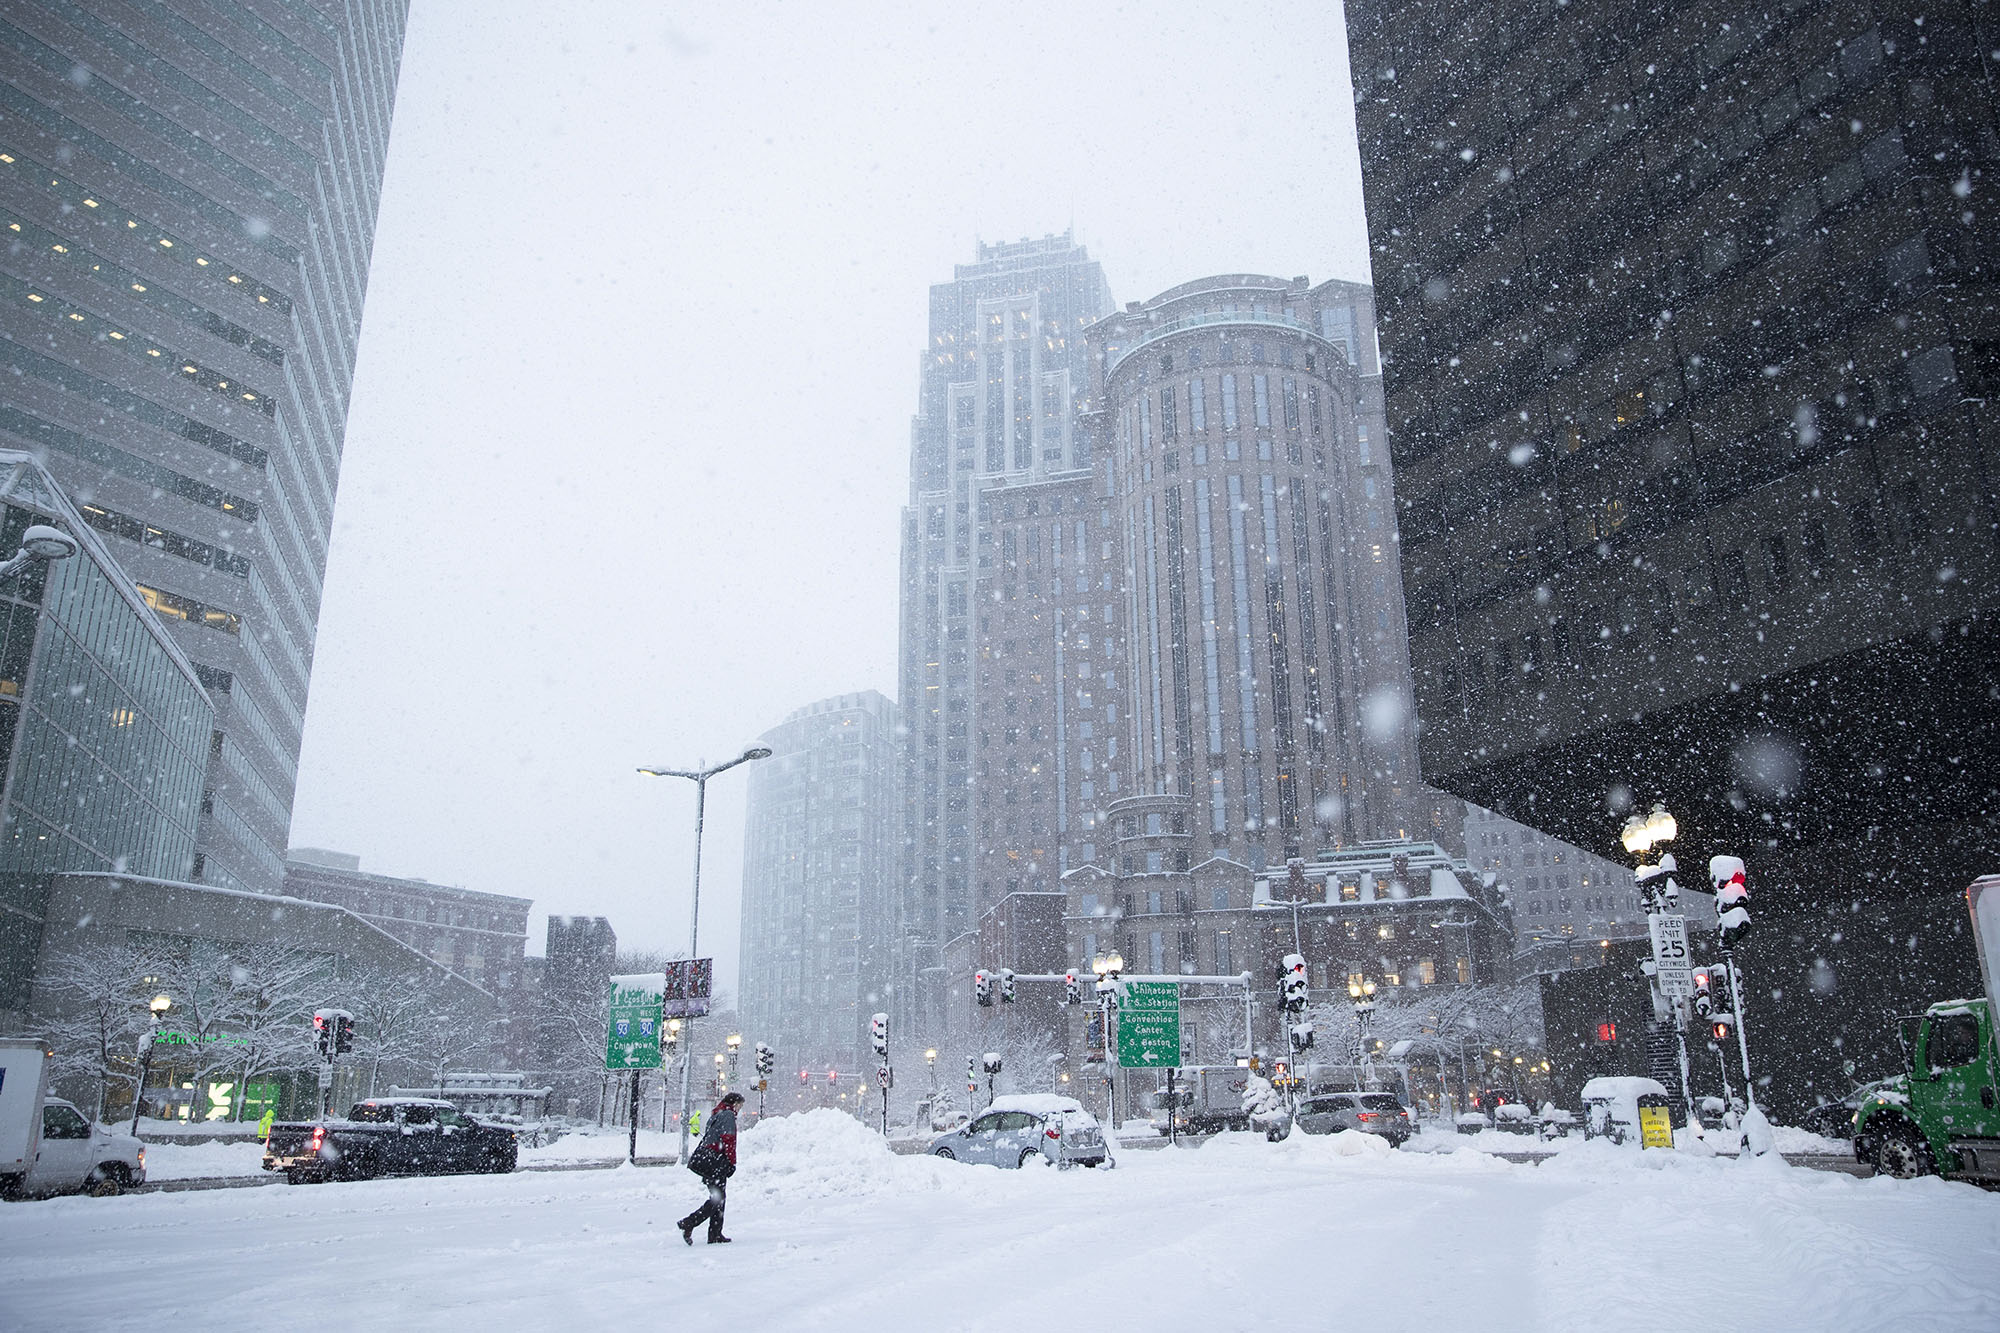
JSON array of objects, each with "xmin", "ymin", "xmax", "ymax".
[
  {"xmin": 678, "ymin": 1217, "xmax": 697, "ymax": 1246},
  {"xmin": 707, "ymin": 1231, "xmax": 731, "ymax": 1244}
]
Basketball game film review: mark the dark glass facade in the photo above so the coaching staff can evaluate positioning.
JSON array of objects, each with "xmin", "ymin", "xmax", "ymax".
[
  {"xmin": 1349, "ymin": 0, "xmax": 1998, "ymax": 902},
  {"xmin": 0, "ymin": 2, "xmax": 411, "ymax": 893},
  {"xmin": 0, "ymin": 453, "xmax": 213, "ymax": 1012}
]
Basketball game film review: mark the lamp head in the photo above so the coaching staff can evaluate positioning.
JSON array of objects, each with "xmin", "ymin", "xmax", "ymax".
[
  {"xmin": 149, "ymin": 993, "xmax": 171, "ymax": 1015},
  {"xmin": 1106, "ymin": 951, "xmax": 1123, "ymax": 974},
  {"xmin": 1091, "ymin": 956, "xmax": 1108, "ymax": 976},
  {"xmin": 1348, "ymin": 981, "xmax": 1361, "ymax": 999},
  {"xmin": 1619, "ymin": 815, "xmax": 1651, "ymax": 856},
  {"xmin": 744, "ymin": 747, "xmax": 773, "ymax": 761},
  {"xmin": 1644, "ymin": 804, "xmax": 1677, "ymax": 846},
  {"xmin": 20, "ymin": 525, "xmax": 77, "ymax": 561}
]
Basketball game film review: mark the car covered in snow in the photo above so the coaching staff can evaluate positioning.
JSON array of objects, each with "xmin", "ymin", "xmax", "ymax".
[
  {"xmin": 263, "ymin": 1097, "xmax": 518, "ymax": 1183},
  {"xmin": 1292, "ymin": 1092, "xmax": 1412, "ymax": 1146},
  {"xmin": 1580, "ymin": 1076, "xmax": 1671, "ymax": 1145},
  {"xmin": 928, "ymin": 1094, "xmax": 1111, "ymax": 1169}
]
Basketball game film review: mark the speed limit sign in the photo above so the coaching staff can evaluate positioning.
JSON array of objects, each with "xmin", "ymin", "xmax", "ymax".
[{"xmin": 1650, "ymin": 914, "xmax": 1693, "ymax": 998}]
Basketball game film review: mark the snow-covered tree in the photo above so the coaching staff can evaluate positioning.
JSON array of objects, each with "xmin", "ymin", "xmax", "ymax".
[{"xmin": 31, "ymin": 939, "xmax": 154, "ymax": 1122}]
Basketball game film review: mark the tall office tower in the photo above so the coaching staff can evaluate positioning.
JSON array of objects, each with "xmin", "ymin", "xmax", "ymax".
[
  {"xmin": 1349, "ymin": 3, "xmax": 1997, "ymax": 1099},
  {"xmin": 0, "ymin": 3, "xmax": 411, "ymax": 893},
  {"xmin": 1461, "ymin": 803, "xmax": 1650, "ymax": 953},
  {"xmin": 895, "ymin": 235, "xmax": 1113, "ymax": 1038},
  {"xmin": 1080, "ymin": 275, "xmax": 1424, "ymax": 869},
  {"xmin": 738, "ymin": 691, "xmax": 901, "ymax": 1074},
  {"xmin": 1349, "ymin": 0, "xmax": 1996, "ymax": 890}
]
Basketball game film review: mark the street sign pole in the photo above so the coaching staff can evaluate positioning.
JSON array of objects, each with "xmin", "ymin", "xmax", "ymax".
[{"xmin": 605, "ymin": 973, "xmax": 666, "ymax": 1165}]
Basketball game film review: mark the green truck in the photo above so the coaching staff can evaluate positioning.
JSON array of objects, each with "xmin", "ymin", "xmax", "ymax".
[{"xmin": 1852, "ymin": 875, "xmax": 2000, "ymax": 1182}]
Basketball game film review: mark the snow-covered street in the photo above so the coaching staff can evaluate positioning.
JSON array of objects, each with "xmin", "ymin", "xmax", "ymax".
[{"xmin": 5, "ymin": 1112, "xmax": 1997, "ymax": 1332}]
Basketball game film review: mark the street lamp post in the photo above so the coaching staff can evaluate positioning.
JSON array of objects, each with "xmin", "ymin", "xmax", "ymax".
[
  {"xmin": 726, "ymin": 1033, "xmax": 741, "ymax": 1090},
  {"xmin": 129, "ymin": 993, "xmax": 171, "ymax": 1136},
  {"xmin": 1621, "ymin": 803, "xmax": 1704, "ymax": 1137},
  {"xmin": 661, "ymin": 1019, "xmax": 681, "ymax": 1132},
  {"xmin": 1347, "ymin": 979, "xmax": 1377, "ymax": 1090},
  {"xmin": 638, "ymin": 746, "xmax": 772, "ymax": 1165},
  {"xmin": 1092, "ymin": 951, "xmax": 1124, "ymax": 1129}
]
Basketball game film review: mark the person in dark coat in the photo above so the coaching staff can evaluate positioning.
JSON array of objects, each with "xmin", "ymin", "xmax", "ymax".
[{"xmin": 679, "ymin": 1092, "xmax": 744, "ymax": 1244}]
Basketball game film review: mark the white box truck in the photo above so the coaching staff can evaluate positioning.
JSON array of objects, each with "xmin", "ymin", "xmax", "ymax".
[{"xmin": 0, "ymin": 1037, "xmax": 148, "ymax": 1198}]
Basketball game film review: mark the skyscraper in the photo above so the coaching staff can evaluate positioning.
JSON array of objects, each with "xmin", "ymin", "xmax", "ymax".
[
  {"xmin": 895, "ymin": 235, "xmax": 1113, "ymax": 1037},
  {"xmin": 0, "ymin": 2, "xmax": 411, "ymax": 893},
  {"xmin": 1347, "ymin": 1, "xmax": 1997, "ymax": 1105},
  {"xmin": 1347, "ymin": 0, "xmax": 1996, "ymax": 899},
  {"xmin": 896, "ymin": 255, "xmax": 1452, "ymax": 1045},
  {"xmin": 1081, "ymin": 275, "xmax": 1425, "ymax": 865},
  {"xmin": 738, "ymin": 691, "xmax": 900, "ymax": 1074}
]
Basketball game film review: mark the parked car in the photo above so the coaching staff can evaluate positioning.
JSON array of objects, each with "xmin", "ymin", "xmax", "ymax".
[
  {"xmin": 929, "ymin": 1094, "xmax": 1111, "ymax": 1169},
  {"xmin": 263, "ymin": 1097, "xmax": 518, "ymax": 1183},
  {"xmin": 1293, "ymin": 1092, "xmax": 1412, "ymax": 1146},
  {"xmin": 1800, "ymin": 1080, "xmax": 1891, "ymax": 1141},
  {"xmin": 1580, "ymin": 1076, "xmax": 1672, "ymax": 1146},
  {"xmin": 1454, "ymin": 1087, "xmax": 1528, "ymax": 1133},
  {"xmin": 1492, "ymin": 1102, "xmax": 1538, "ymax": 1135}
]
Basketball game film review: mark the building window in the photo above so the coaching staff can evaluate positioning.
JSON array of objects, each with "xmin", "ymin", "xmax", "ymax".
[
  {"xmin": 1190, "ymin": 378, "xmax": 1207, "ymax": 432},
  {"xmin": 1215, "ymin": 930, "xmax": 1232, "ymax": 975},
  {"xmin": 1221, "ymin": 374, "xmax": 1239, "ymax": 430},
  {"xmin": 1253, "ymin": 375, "xmax": 1270, "ymax": 427}
]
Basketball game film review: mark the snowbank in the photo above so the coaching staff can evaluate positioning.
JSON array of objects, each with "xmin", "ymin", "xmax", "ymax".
[{"xmin": 139, "ymin": 1138, "xmax": 267, "ymax": 1181}]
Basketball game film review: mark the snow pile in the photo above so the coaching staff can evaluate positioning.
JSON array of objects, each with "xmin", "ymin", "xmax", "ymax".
[
  {"xmin": 139, "ymin": 1138, "xmax": 267, "ymax": 1181},
  {"xmin": 1768, "ymin": 1124, "xmax": 1853, "ymax": 1156},
  {"xmin": 1195, "ymin": 1126, "xmax": 1395, "ymax": 1168},
  {"xmin": 736, "ymin": 1108, "xmax": 953, "ymax": 1202}
]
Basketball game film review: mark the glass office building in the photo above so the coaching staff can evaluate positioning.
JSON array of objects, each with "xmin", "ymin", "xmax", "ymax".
[
  {"xmin": 0, "ymin": 451, "xmax": 213, "ymax": 1013},
  {"xmin": 0, "ymin": 2, "xmax": 412, "ymax": 892}
]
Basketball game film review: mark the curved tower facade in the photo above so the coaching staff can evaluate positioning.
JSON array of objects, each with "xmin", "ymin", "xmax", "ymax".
[{"xmin": 1082, "ymin": 275, "xmax": 1421, "ymax": 863}]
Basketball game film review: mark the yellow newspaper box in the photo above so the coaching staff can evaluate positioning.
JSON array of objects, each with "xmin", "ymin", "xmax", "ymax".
[{"xmin": 1637, "ymin": 1094, "xmax": 1675, "ymax": 1149}]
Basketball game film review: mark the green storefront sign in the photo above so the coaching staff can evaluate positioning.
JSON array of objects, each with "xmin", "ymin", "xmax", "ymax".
[
  {"xmin": 1117, "ymin": 981, "xmax": 1181, "ymax": 1068},
  {"xmin": 605, "ymin": 972, "xmax": 666, "ymax": 1070}
]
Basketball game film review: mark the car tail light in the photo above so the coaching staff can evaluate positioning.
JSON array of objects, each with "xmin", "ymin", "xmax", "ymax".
[
  {"xmin": 311, "ymin": 1126, "xmax": 325, "ymax": 1151},
  {"xmin": 1358, "ymin": 1112, "xmax": 1378, "ymax": 1122}
]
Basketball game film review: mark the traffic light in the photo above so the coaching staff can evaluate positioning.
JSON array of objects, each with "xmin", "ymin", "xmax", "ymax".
[
  {"xmin": 799, "ymin": 1068, "xmax": 809, "ymax": 1085},
  {"xmin": 1711, "ymin": 1016, "xmax": 1735, "ymax": 1043},
  {"xmin": 1691, "ymin": 968, "xmax": 1714, "ymax": 1018},
  {"xmin": 967, "ymin": 1055, "xmax": 977, "ymax": 1090},
  {"xmin": 1279, "ymin": 953, "xmax": 1309, "ymax": 1012},
  {"xmin": 1290, "ymin": 1020, "xmax": 1315, "ymax": 1051},
  {"xmin": 982, "ymin": 1051, "xmax": 1003, "ymax": 1076},
  {"xmin": 1064, "ymin": 970, "xmax": 1081, "ymax": 1004},
  {"xmin": 1711, "ymin": 855, "xmax": 1750, "ymax": 947},
  {"xmin": 755, "ymin": 1042, "xmax": 774, "ymax": 1077},
  {"xmin": 1000, "ymin": 969, "xmax": 1016, "ymax": 1004},
  {"xmin": 1596, "ymin": 1022, "xmax": 1617, "ymax": 1042},
  {"xmin": 313, "ymin": 1012, "xmax": 332, "ymax": 1058},
  {"xmin": 335, "ymin": 1014, "xmax": 355, "ymax": 1054},
  {"xmin": 974, "ymin": 970, "xmax": 992, "ymax": 1006},
  {"xmin": 870, "ymin": 1012, "xmax": 889, "ymax": 1059}
]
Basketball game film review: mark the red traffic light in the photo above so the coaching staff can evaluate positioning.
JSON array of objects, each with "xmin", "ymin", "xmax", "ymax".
[
  {"xmin": 827, "ymin": 1069, "xmax": 837, "ymax": 1083},
  {"xmin": 1597, "ymin": 1022, "xmax": 1617, "ymax": 1042},
  {"xmin": 1711, "ymin": 1022, "xmax": 1732, "ymax": 1041},
  {"xmin": 798, "ymin": 1068, "xmax": 809, "ymax": 1083}
]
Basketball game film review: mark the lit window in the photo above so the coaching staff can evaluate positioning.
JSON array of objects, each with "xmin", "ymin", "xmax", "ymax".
[
  {"xmin": 82, "ymin": 198, "xmax": 97, "ymax": 208},
  {"xmin": 107, "ymin": 331, "xmax": 123, "ymax": 340},
  {"xmin": 240, "ymin": 392, "xmax": 255, "ymax": 401},
  {"xmin": 26, "ymin": 293, "xmax": 41, "ymax": 302},
  {"xmin": 126, "ymin": 219, "xmax": 136, "ymax": 227},
  {"xmin": 182, "ymin": 364, "xmax": 198, "ymax": 373},
  {"xmin": 195, "ymin": 257, "xmax": 208, "ymax": 266},
  {"xmin": 66, "ymin": 312, "xmax": 82, "ymax": 321},
  {"xmin": 130, "ymin": 283, "xmax": 145, "ymax": 292},
  {"xmin": 146, "ymin": 348, "xmax": 161, "ymax": 356},
  {"xmin": 0, "ymin": 154, "xmax": 12, "ymax": 162},
  {"xmin": 158, "ymin": 238, "xmax": 172, "ymax": 247},
  {"xmin": 49, "ymin": 243, "xmax": 65, "ymax": 253},
  {"xmin": 227, "ymin": 274, "xmax": 242, "ymax": 284}
]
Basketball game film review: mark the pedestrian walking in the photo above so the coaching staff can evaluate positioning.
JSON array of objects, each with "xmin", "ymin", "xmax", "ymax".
[{"xmin": 678, "ymin": 1092, "xmax": 744, "ymax": 1245}]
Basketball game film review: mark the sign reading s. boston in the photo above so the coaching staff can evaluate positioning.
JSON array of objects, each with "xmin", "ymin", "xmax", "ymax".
[{"xmin": 605, "ymin": 973, "xmax": 666, "ymax": 1070}]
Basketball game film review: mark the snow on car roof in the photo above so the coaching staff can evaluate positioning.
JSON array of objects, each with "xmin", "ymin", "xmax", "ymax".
[
  {"xmin": 357, "ymin": 1098, "xmax": 455, "ymax": 1108},
  {"xmin": 987, "ymin": 1094, "xmax": 1088, "ymax": 1117}
]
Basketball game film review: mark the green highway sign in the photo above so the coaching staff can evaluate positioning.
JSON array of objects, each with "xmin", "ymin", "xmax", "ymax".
[
  {"xmin": 605, "ymin": 972, "xmax": 665, "ymax": 1070},
  {"xmin": 1117, "ymin": 981, "xmax": 1181, "ymax": 1068}
]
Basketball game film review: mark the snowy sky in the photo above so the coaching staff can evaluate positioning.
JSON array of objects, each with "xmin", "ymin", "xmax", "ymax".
[{"xmin": 289, "ymin": 1, "xmax": 1373, "ymax": 990}]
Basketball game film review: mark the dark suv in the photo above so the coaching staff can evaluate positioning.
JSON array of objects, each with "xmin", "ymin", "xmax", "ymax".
[{"xmin": 1293, "ymin": 1092, "xmax": 1413, "ymax": 1146}]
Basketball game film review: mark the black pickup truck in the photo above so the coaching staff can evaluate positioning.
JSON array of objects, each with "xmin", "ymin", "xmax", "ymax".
[{"xmin": 263, "ymin": 1098, "xmax": 518, "ymax": 1183}]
